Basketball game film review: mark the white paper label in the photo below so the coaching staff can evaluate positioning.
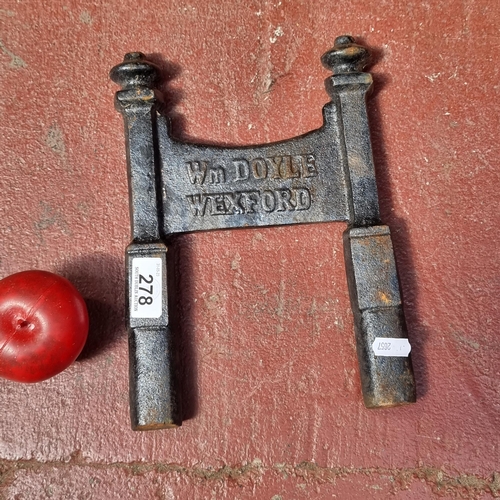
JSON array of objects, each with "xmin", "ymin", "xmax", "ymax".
[
  {"xmin": 131, "ymin": 258, "xmax": 162, "ymax": 318},
  {"xmin": 372, "ymin": 338, "xmax": 411, "ymax": 357}
]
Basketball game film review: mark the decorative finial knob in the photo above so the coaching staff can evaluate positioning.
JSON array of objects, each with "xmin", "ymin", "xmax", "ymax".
[
  {"xmin": 321, "ymin": 35, "xmax": 370, "ymax": 75},
  {"xmin": 110, "ymin": 52, "xmax": 160, "ymax": 90}
]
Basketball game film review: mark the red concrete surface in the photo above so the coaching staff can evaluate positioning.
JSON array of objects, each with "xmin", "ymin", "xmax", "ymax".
[{"xmin": 0, "ymin": 0, "xmax": 499, "ymax": 498}]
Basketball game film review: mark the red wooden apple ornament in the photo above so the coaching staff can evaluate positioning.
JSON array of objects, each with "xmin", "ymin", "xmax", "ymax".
[{"xmin": 0, "ymin": 270, "xmax": 89, "ymax": 382}]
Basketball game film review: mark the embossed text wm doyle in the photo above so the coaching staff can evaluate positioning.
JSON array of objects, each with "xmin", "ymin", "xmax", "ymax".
[{"xmin": 185, "ymin": 153, "xmax": 317, "ymax": 216}]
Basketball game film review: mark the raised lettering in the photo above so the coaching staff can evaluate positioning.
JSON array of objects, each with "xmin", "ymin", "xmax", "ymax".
[
  {"xmin": 250, "ymin": 158, "xmax": 267, "ymax": 179},
  {"xmin": 208, "ymin": 166, "xmax": 226, "ymax": 184},
  {"xmin": 241, "ymin": 191, "xmax": 259, "ymax": 213},
  {"xmin": 233, "ymin": 159, "xmax": 249, "ymax": 181},
  {"xmin": 186, "ymin": 161, "xmax": 208, "ymax": 185},
  {"xmin": 186, "ymin": 187, "xmax": 312, "ymax": 217},
  {"xmin": 261, "ymin": 190, "xmax": 276, "ymax": 212},
  {"xmin": 264, "ymin": 156, "xmax": 282, "ymax": 179},
  {"xmin": 210, "ymin": 195, "xmax": 227, "ymax": 215},
  {"xmin": 281, "ymin": 155, "xmax": 300, "ymax": 178},
  {"xmin": 291, "ymin": 155, "xmax": 304, "ymax": 178},
  {"xmin": 276, "ymin": 189, "xmax": 295, "ymax": 211},
  {"xmin": 303, "ymin": 154, "xmax": 318, "ymax": 177},
  {"xmin": 186, "ymin": 194, "xmax": 209, "ymax": 216},
  {"xmin": 295, "ymin": 188, "xmax": 311, "ymax": 210},
  {"xmin": 224, "ymin": 192, "xmax": 243, "ymax": 214}
]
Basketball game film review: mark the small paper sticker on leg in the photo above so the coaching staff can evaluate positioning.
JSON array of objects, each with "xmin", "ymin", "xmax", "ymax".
[
  {"xmin": 131, "ymin": 258, "xmax": 162, "ymax": 318},
  {"xmin": 372, "ymin": 338, "xmax": 411, "ymax": 357}
]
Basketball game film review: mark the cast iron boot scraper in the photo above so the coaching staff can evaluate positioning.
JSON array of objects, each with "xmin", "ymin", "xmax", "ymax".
[{"xmin": 110, "ymin": 35, "xmax": 417, "ymax": 430}]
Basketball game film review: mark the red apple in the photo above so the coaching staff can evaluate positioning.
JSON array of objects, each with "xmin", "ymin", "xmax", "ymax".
[{"xmin": 0, "ymin": 270, "xmax": 89, "ymax": 382}]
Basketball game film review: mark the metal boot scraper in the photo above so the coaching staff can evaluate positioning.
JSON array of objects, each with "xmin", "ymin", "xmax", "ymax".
[{"xmin": 110, "ymin": 35, "xmax": 416, "ymax": 430}]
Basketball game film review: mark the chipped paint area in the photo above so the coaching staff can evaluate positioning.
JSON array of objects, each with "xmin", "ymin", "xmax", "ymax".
[
  {"xmin": 0, "ymin": 40, "xmax": 26, "ymax": 68},
  {"xmin": 270, "ymin": 26, "xmax": 284, "ymax": 44},
  {"xmin": 79, "ymin": 11, "xmax": 92, "ymax": 25},
  {"xmin": 0, "ymin": 459, "xmax": 499, "ymax": 499},
  {"xmin": 45, "ymin": 124, "xmax": 66, "ymax": 156}
]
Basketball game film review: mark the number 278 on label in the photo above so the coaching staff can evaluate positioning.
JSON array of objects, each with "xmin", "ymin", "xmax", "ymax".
[{"xmin": 131, "ymin": 258, "xmax": 162, "ymax": 318}]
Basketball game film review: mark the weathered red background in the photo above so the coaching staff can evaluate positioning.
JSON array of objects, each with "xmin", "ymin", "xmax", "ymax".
[{"xmin": 1, "ymin": 0, "xmax": 499, "ymax": 498}]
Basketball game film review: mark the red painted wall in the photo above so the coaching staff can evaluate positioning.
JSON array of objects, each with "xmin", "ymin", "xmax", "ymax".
[{"xmin": 1, "ymin": 0, "xmax": 499, "ymax": 498}]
